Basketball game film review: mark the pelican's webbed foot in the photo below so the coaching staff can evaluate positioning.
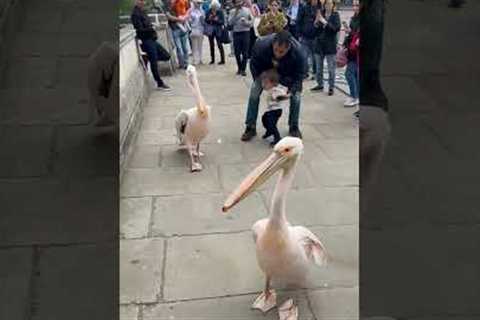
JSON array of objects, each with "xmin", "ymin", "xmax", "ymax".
[
  {"xmin": 252, "ymin": 289, "xmax": 277, "ymax": 313},
  {"xmin": 278, "ymin": 299, "xmax": 298, "ymax": 320}
]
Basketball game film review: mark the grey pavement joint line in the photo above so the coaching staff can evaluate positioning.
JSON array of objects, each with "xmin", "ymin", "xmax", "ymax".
[
  {"xmin": 120, "ymin": 284, "xmax": 358, "ymax": 306},
  {"xmin": 160, "ymin": 239, "xmax": 168, "ymax": 302},
  {"xmin": 147, "ymin": 197, "xmax": 157, "ymax": 238},
  {"xmin": 26, "ymin": 246, "xmax": 41, "ymax": 320},
  {"xmin": 47, "ymin": 125, "xmax": 58, "ymax": 176}
]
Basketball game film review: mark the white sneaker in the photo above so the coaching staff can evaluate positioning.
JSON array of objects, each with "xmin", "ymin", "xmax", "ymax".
[{"xmin": 344, "ymin": 97, "xmax": 358, "ymax": 107}]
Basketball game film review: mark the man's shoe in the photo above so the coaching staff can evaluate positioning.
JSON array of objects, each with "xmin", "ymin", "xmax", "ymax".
[
  {"xmin": 328, "ymin": 88, "xmax": 334, "ymax": 96},
  {"xmin": 241, "ymin": 126, "xmax": 257, "ymax": 141},
  {"xmin": 311, "ymin": 85, "xmax": 324, "ymax": 92},
  {"xmin": 218, "ymin": 61, "xmax": 225, "ymax": 65},
  {"xmin": 209, "ymin": 61, "xmax": 215, "ymax": 65},
  {"xmin": 241, "ymin": 71, "xmax": 247, "ymax": 76},
  {"xmin": 289, "ymin": 126, "xmax": 303, "ymax": 139}
]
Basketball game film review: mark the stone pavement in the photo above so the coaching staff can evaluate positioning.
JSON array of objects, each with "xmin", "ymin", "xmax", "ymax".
[{"xmin": 120, "ymin": 46, "xmax": 359, "ymax": 318}]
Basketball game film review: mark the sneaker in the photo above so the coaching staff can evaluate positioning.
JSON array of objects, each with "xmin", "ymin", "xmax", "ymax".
[
  {"xmin": 344, "ymin": 97, "xmax": 358, "ymax": 107},
  {"xmin": 328, "ymin": 88, "xmax": 334, "ymax": 96},
  {"xmin": 157, "ymin": 83, "xmax": 172, "ymax": 91},
  {"xmin": 289, "ymin": 126, "xmax": 303, "ymax": 139},
  {"xmin": 241, "ymin": 126, "xmax": 257, "ymax": 141},
  {"xmin": 218, "ymin": 61, "xmax": 225, "ymax": 65},
  {"xmin": 240, "ymin": 71, "xmax": 247, "ymax": 76},
  {"xmin": 311, "ymin": 85, "xmax": 324, "ymax": 92},
  {"xmin": 262, "ymin": 131, "xmax": 272, "ymax": 139},
  {"xmin": 209, "ymin": 61, "xmax": 215, "ymax": 65}
]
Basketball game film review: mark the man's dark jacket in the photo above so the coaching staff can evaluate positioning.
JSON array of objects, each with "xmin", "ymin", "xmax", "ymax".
[
  {"xmin": 249, "ymin": 34, "xmax": 306, "ymax": 93},
  {"xmin": 296, "ymin": 3, "xmax": 320, "ymax": 39},
  {"xmin": 131, "ymin": 5, "xmax": 157, "ymax": 41},
  {"xmin": 313, "ymin": 11, "xmax": 341, "ymax": 55}
]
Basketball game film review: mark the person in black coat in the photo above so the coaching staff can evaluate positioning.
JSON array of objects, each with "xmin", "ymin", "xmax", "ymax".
[
  {"xmin": 296, "ymin": 0, "xmax": 323, "ymax": 78},
  {"xmin": 241, "ymin": 31, "xmax": 306, "ymax": 141},
  {"xmin": 131, "ymin": 0, "xmax": 171, "ymax": 90},
  {"xmin": 205, "ymin": 1, "xmax": 226, "ymax": 64},
  {"xmin": 310, "ymin": 0, "xmax": 340, "ymax": 95}
]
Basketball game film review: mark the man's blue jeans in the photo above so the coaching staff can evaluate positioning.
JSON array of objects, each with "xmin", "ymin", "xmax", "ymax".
[
  {"xmin": 172, "ymin": 28, "xmax": 189, "ymax": 68},
  {"xmin": 345, "ymin": 60, "xmax": 359, "ymax": 99},
  {"xmin": 245, "ymin": 79, "xmax": 301, "ymax": 129},
  {"xmin": 315, "ymin": 53, "xmax": 336, "ymax": 89},
  {"xmin": 300, "ymin": 37, "xmax": 317, "ymax": 76}
]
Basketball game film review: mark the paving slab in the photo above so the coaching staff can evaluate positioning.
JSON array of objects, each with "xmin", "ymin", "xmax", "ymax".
[
  {"xmin": 309, "ymin": 159, "xmax": 358, "ymax": 187},
  {"xmin": 308, "ymin": 287, "xmax": 359, "ymax": 320},
  {"xmin": 121, "ymin": 167, "xmax": 222, "ymax": 197},
  {"xmin": 120, "ymin": 197, "xmax": 153, "ymax": 239},
  {"xmin": 0, "ymin": 248, "xmax": 33, "ymax": 320},
  {"xmin": 32, "ymin": 244, "xmax": 116, "ymax": 320},
  {"xmin": 0, "ymin": 125, "xmax": 53, "ymax": 177},
  {"xmin": 144, "ymin": 292, "xmax": 315, "ymax": 320},
  {"xmin": 120, "ymin": 305, "xmax": 138, "ymax": 320},
  {"xmin": 120, "ymin": 239, "xmax": 164, "ymax": 304},
  {"xmin": 0, "ymin": 178, "xmax": 117, "ymax": 245},
  {"xmin": 151, "ymin": 192, "xmax": 267, "ymax": 236},
  {"xmin": 127, "ymin": 145, "xmax": 162, "ymax": 169}
]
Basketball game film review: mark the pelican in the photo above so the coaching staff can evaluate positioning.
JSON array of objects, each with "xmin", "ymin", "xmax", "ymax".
[
  {"xmin": 175, "ymin": 65, "xmax": 211, "ymax": 172},
  {"xmin": 222, "ymin": 137, "xmax": 328, "ymax": 320}
]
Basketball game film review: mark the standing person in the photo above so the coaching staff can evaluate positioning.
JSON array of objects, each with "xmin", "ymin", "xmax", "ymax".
[
  {"xmin": 240, "ymin": 31, "xmax": 306, "ymax": 141},
  {"xmin": 297, "ymin": 0, "xmax": 323, "ymax": 79},
  {"xmin": 131, "ymin": 0, "xmax": 171, "ymax": 90},
  {"xmin": 343, "ymin": 0, "xmax": 359, "ymax": 106},
  {"xmin": 222, "ymin": 0, "xmax": 235, "ymax": 57},
  {"xmin": 166, "ymin": 0, "xmax": 191, "ymax": 69},
  {"xmin": 311, "ymin": 0, "xmax": 340, "ymax": 95},
  {"xmin": 244, "ymin": 0, "xmax": 261, "ymax": 57},
  {"xmin": 205, "ymin": 0, "xmax": 226, "ymax": 64},
  {"xmin": 228, "ymin": 0, "xmax": 254, "ymax": 76},
  {"xmin": 189, "ymin": 0, "xmax": 206, "ymax": 65},
  {"xmin": 286, "ymin": 0, "xmax": 302, "ymax": 39},
  {"xmin": 256, "ymin": 0, "xmax": 287, "ymax": 36}
]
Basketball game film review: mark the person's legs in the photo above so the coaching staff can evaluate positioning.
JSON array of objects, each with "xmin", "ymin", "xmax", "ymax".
[
  {"xmin": 172, "ymin": 29, "xmax": 186, "ymax": 68},
  {"xmin": 288, "ymin": 92, "xmax": 301, "ymax": 135},
  {"xmin": 311, "ymin": 53, "xmax": 324, "ymax": 90},
  {"xmin": 233, "ymin": 32, "xmax": 242, "ymax": 73},
  {"xmin": 308, "ymin": 39, "xmax": 317, "ymax": 75},
  {"xmin": 208, "ymin": 35, "xmax": 215, "ymax": 63},
  {"xmin": 261, "ymin": 112, "xmax": 271, "ymax": 137},
  {"xmin": 242, "ymin": 78, "xmax": 263, "ymax": 140},
  {"xmin": 241, "ymin": 31, "xmax": 250, "ymax": 72},
  {"xmin": 191, "ymin": 35, "xmax": 200, "ymax": 64},
  {"xmin": 180, "ymin": 32, "xmax": 190, "ymax": 67},
  {"xmin": 270, "ymin": 109, "xmax": 282, "ymax": 143},
  {"xmin": 345, "ymin": 60, "xmax": 357, "ymax": 98},
  {"xmin": 300, "ymin": 38, "xmax": 312, "ymax": 76},
  {"xmin": 141, "ymin": 39, "xmax": 164, "ymax": 87},
  {"xmin": 326, "ymin": 54, "xmax": 336, "ymax": 93},
  {"xmin": 216, "ymin": 36, "xmax": 225, "ymax": 63}
]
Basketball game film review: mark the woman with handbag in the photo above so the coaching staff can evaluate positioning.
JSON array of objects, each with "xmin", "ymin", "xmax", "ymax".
[
  {"xmin": 310, "ymin": 0, "xmax": 340, "ymax": 96},
  {"xmin": 189, "ymin": 0, "xmax": 206, "ymax": 65},
  {"xmin": 205, "ymin": 0, "xmax": 226, "ymax": 64}
]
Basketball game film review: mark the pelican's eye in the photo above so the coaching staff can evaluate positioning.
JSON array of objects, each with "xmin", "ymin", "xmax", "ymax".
[{"xmin": 283, "ymin": 147, "xmax": 291, "ymax": 155}]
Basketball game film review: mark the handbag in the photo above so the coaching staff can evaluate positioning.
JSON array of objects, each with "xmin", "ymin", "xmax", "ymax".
[
  {"xmin": 219, "ymin": 26, "xmax": 231, "ymax": 44},
  {"xmin": 336, "ymin": 46, "xmax": 347, "ymax": 68},
  {"xmin": 204, "ymin": 23, "xmax": 215, "ymax": 36}
]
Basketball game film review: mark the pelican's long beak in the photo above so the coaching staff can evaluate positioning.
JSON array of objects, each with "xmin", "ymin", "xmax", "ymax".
[{"xmin": 222, "ymin": 151, "xmax": 287, "ymax": 213}]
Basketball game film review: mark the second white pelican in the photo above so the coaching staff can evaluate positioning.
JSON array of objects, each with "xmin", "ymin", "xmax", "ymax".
[{"xmin": 222, "ymin": 137, "xmax": 328, "ymax": 320}]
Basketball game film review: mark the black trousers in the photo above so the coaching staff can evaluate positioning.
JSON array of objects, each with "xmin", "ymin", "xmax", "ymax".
[
  {"xmin": 262, "ymin": 109, "xmax": 282, "ymax": 142},
  {"xmin": 208, "ymin": 34, "xmax": 225, "ymax": 63},
  {"xmin": 233, "ymin": 31, "xmax": 250, "ymax": 72},
  {"xmin": 141, "ymin": 39, "xmax": 169, "ymax": 86},
  {"xmin": 248, "ymin": 27, "xmax": 257, "ymax": 58}
]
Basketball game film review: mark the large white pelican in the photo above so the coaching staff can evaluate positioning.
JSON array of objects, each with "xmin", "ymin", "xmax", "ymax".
[
  {"xmin": 175, "ymin": 65, "xmax": 211, "ymax": 172},
  {"xmin": 222, "ymin": 137, "xmax": 328, "ymax": 320}
]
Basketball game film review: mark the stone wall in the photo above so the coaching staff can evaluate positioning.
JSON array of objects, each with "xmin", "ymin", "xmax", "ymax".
[
  {"xmin": 119, "ymin": 20, "xmax": 177, "ymax": 181},
  {"xmin": 0, "ymin": 0, "xmax": 23, "ymax": 78}
]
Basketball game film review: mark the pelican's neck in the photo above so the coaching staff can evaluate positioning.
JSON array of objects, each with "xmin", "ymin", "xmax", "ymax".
[{"xmin": 269, "ymin": 158, "xmax": 297, "ymax": 228}]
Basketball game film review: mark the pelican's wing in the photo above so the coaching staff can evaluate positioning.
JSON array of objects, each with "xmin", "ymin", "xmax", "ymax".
[
  {"xmin": 175, "ymin": 110, "xmax": 189, "ymax": 144},
  {"xmin": 291, "ymin": 226, "xmax": 328, "ymax": 266},
  {"xmin": 252, "ymin": 219, "xmax": 269, "ymax": 244}
]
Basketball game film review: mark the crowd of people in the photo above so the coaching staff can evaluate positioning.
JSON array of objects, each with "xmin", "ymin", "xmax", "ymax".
[{"xmin": 131, "ymin": 0, "xmax": 360, "ymax": 140}]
